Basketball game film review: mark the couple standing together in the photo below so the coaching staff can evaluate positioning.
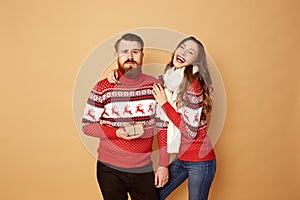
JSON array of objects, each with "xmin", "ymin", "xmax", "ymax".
[{"xmin": 82, "ymin": 33, "xmax": 216, "ymax": 200}]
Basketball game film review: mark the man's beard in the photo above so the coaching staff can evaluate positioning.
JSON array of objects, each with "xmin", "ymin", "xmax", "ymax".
[{"xmin": 118, "ymin": 60, "xmax": 142, "ymax": 79}]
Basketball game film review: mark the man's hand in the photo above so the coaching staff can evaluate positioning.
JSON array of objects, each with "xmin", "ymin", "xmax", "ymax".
[
  {"xmin": 154, "ymin": 166, "xmax": 169, "ymax": 188},
  {"xmin": 116, "ymin": 128, "xmax": 142, "ymax": 140}
]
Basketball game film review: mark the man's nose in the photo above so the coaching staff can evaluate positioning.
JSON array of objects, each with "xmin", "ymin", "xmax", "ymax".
[{"xmin": 127, "ymin": 51, "xmax": 133, "ymax": 59}]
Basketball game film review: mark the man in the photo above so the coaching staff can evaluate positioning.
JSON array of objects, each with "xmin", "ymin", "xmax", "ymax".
[{"xmin": 82, "ymin": 33, "xmax": 169, "ymax": 200}]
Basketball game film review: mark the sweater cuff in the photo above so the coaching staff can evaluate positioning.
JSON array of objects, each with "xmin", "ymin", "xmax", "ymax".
[
  {"xmin": 83, "ymin": 123, "xmax": 118, "ymax": 139},
  {"xmin": 161, "ymin": 101, "xmax": 174, "ymax": 112},
  {"xmin": 100, "ymin": 125, "xmax": 118, "ymax": 139},
  {"xmin": 159, "ymin": 158, "xmax": 170, "ymax": 168},
  {"xmin": 159, "ymin": 150, "xmax": 170, "ymax": 167}
]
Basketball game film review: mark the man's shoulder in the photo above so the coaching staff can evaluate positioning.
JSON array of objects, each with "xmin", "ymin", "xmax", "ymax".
[
  {"xmin": 141, "ymin": 73, "xmax": 161, "ymax": 84},
  {"xmin": 92, "ymin": 78, "xmax": 112, "ymax": 93}
]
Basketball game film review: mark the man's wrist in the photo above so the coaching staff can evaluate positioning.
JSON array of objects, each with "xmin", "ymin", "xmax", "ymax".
[{"xmin": 157, "ymin": 166, "xmax": 168, "ymax": 170}]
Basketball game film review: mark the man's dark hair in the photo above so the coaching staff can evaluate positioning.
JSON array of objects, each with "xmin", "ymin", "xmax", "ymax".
[{"xmin": 114, "ymin": 33, "xmax": 144, "ymax": 51}]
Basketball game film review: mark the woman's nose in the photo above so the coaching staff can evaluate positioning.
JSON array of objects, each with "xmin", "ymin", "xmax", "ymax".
[{"xmin": 179, "ymin": 50, "xmax": 186, "ymax": 56}]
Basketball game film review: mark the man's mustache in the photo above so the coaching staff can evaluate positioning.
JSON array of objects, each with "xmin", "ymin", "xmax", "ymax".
[{"xmin": 124, "ymin": 60, "xmax": 138, "ymax": 65}]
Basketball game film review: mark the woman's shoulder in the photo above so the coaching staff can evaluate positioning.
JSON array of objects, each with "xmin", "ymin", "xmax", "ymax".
[{"xmin": 188, "ymin": 79, "xmax": 203, "ymax": 94}]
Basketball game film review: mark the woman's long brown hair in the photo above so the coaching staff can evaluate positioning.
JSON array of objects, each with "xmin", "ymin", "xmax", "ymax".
[{"xmin": 165, "ymin": 37, "xmax": 213, "ymax": 120}]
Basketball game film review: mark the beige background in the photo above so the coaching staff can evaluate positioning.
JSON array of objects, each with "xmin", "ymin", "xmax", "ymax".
[{"xmin": 1, "ymin": 0, "xmax": 299, "ymax": 199}]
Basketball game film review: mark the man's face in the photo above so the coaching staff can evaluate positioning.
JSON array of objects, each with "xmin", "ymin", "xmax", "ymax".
[{"xmin": 116, "ymin": 40, "xmax": 143, "ymax": 78}]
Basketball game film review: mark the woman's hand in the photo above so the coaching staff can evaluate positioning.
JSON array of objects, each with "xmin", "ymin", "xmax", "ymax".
[
  {"xmin": 107, "ymin": 69, "xmax": 120, "ymax": 84},
  {"xmin": 152, "ymin": 83, "xmax": 168, "ymax": 106}
]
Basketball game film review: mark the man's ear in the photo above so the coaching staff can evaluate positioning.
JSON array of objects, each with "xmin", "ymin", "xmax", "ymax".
[{"xmin": 114, "ymin": 52, "xmax": 118, "ymax": 58}]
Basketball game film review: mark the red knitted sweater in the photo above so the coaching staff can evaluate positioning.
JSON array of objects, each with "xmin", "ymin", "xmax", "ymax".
[
  {"xmin": 82, "ymin": 70, "xmax": 169, "ymax": 168},
  {"xmin": 161, "ymin": 79, "xmax": 216, "ymax": 162}
]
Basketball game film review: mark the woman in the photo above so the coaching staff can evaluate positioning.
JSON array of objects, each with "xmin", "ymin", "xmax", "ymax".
[
  {"xmin": 107, "ymin": 36, "xmax": 216, "ymax": 200},
  {"xmin": 152, "ymin": 37, "xmax": 216, "ymax": 200}
]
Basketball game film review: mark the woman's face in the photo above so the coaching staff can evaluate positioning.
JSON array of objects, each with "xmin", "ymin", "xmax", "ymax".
[{"xmin": 173, "ymin": 40, "xmax": 199, "ymax": 68}]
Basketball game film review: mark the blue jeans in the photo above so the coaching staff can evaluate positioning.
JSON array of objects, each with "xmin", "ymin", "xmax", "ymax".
[{"xmin": 158, "ymin": 158, "xmax": 216, "ymax": 200}]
